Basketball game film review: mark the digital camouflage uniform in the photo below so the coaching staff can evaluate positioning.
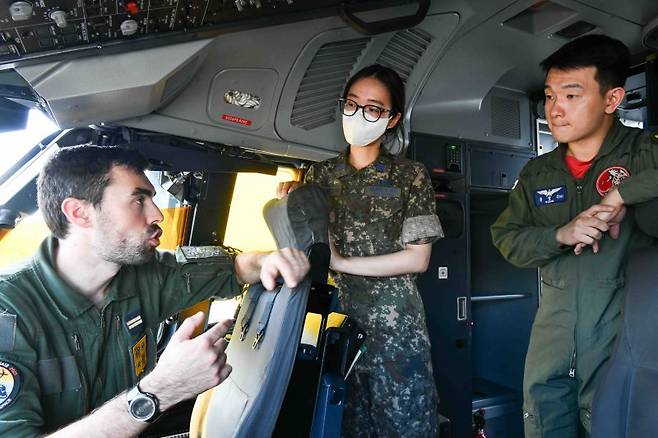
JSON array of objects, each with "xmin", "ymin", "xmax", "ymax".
[
  {"xmin": 305, "ymin": 149, "xmax": 444, "ymax": 438},
  {"xmin": 491, "ymin": 120, "xmax": 658, "ymax": 438},
  {"xmin": 0, "ymin": 237, "xmax": 242, "ymax": 437}
]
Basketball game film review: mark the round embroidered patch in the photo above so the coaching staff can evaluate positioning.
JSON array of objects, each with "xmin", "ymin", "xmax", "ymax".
[
  {"xmin": 595, "ymin": 166, "xmax": 630, "ymax": 197},
  {"xmin": 0, "ymin": 361, "xmax": 21, "ymax": 411}
]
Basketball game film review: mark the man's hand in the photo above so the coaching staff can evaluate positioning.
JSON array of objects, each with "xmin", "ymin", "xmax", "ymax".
[
  {"xmin": 573, "ymin": 204, "xmax": 627, "ymax": 255},
  {"xmin": 572, "ymin": 188, "xmax": 627, "ymax": 255},
  {"xmin": 276, "ymin": 181, "xmax": 301, "ymax": 199},
  {"xmin": 556, "ymin": 204, "xmax": 616, "ymax": 251},
  {"xmin": 140, "ymin": 313, "xmax": 232, "ymax": 411},
  {"xmin": 259, "ymin": 247, "xmax": 309, "ymax": 290}
]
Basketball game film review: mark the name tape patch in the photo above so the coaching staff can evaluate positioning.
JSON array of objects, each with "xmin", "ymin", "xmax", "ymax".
[{"xmin": 534, "ymin": 185, "xmax": 567, "ymax": 207}]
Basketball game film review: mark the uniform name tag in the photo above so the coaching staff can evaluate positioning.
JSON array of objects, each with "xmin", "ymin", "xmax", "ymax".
[
  {"xmin": 132, "ymin": 335, "xmax": 147, "ymax": 378},
  {"xmin": 365, "ymin": 185, "xmax": 401, "ymax": 198},
  {"xmin": 534, "ymin": 186, "xmax": 567, "ymax": 207}
]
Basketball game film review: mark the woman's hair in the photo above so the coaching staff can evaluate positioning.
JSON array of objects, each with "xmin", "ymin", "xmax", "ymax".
[{"xmin": 342, "ymin": 64, "xmax": 405, "ymax": 137}]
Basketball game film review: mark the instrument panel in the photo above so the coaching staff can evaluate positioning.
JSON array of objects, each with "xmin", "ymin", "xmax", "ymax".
[{"xmin": 0, "ymin": 0, "xmax": 402, "ymax": 67}]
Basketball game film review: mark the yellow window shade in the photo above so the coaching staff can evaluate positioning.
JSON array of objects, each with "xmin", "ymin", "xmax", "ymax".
[{"xmin": 223, "ymin": 168, "xmax": 298, "ymax": 252}]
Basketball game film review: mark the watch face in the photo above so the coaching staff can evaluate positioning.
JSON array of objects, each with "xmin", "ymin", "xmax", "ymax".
[{"xmin": 130, "ymin": 395, "xmax": 156, "ymax": 421}]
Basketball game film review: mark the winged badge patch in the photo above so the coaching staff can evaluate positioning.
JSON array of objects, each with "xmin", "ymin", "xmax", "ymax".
[{"xmin": 534, "ymin": 186, "xmax": 567, "ymax": 207}]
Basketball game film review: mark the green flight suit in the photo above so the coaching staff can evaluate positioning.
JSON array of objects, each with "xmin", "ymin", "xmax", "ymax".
[
  {"xmin": 491, "ymin": 120, "xmax": 658, "ymax": 438},
  {"xmin": 0, "ymin": 236, "xmax": 242, "ymax": 437}
]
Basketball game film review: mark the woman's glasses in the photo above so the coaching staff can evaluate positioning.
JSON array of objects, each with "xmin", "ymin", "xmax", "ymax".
[{"xmin": 338, "ymin": 98, "xmax": 393, "ymax": 122}]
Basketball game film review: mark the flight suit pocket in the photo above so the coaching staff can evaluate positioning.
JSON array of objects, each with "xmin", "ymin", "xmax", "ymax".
[
  {"xmin": 362, "ymin": 193, "xmax": 404, "ymax": 246},
  {"xmin": 539, "ymin": 276, "xmax": 566, "ymax": 302},
  {"xmin": 39, "ymin": 355, "xmax": 85, "ymax": 429},
  {"xmin": 538, "ymin": 276, "xmax": 571, "ymax": 323},
  {"xmin": 593, "ymin": 277, "xmax": 625, "ymax": 325}
]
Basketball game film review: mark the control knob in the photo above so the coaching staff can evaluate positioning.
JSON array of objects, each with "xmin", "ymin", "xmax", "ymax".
[
  {"xmin": 9, "ymin": 1, "xmax": 33, "ymax": 21},
  {"xmin": 120, "ymin": 19, "xmax": 139, "ymax": 36},
  {"xmin": 49, "ymin": 10, "xmax": 68, "ymax": 28}
]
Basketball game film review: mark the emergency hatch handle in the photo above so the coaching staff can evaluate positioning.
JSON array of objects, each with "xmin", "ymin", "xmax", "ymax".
[
  {"xmin": 339, "ymin": 0, "xmax": 430, "ymax": 36},
  {"xmin": 456, "ymin": 296, "xmax": 467, "ymax": 321}
]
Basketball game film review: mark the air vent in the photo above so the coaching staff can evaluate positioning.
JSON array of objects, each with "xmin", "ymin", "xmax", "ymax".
[
  {"xmin": 291, "ymin": 38, "xmax": 370, "ymax": 130},
  {"xmin": 555, "ymin": 21, "xmax": 597, "ymax": 39},
  {"xmin": 376, "ymin": 28, "xmax": 433, "ymax": 83},
  {"xmin": 503, "ymin": 1, "xmax": 577, "ymax": 35},
  {"xmin": 491, "ymin": 96, "xmax": 521, "ymax": 139}
]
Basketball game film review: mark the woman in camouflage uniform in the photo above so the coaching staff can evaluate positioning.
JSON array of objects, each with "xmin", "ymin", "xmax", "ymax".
[{"xmin": 279, "ymin": 65, "xmax": 444, "ymax": 437}]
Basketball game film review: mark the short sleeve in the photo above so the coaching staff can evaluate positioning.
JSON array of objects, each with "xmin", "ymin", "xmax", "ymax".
[{"xmin": 401, "ymin": 165, "xmax": 444, "ymax": 245}]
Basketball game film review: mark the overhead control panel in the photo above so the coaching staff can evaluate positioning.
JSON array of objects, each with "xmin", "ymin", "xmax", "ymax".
[{"xmin": 0, "ymin": 0, "xmax": 413, "ymax": 68}]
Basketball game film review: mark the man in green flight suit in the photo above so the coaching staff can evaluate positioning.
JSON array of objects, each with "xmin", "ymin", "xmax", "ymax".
[
  {"xmin": 491, "ymin": 35, "xmax": 658, "ymax": 437},
  {"xmin": 0, "ymin": 146, "xmax": 309, "ymax": 437}
]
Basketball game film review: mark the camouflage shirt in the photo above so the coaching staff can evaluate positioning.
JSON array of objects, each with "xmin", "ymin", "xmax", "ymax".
[{"xmin": 305, "ymin": 149, "xmax": 443, "ymax": 362}]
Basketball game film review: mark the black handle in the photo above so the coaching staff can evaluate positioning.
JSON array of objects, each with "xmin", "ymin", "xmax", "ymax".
[{"xmin": 339, "ymin": 0, "xmax": 430, "ymax": 35}]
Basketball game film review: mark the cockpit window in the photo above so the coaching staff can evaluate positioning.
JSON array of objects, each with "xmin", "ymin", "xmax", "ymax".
[{"xmin": 0, "ymin": 109, "xmax": 58, "ymax": 178}]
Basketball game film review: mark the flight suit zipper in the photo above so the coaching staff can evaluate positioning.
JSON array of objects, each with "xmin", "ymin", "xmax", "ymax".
[
  {"xmin": 115, "ymin": 315, "xmax": 131, "ymax": 385},
  {"xmin": 71, "ymin": 333, "xmax": 90, "ymax": 412},
  {"xmin": 571, "ymin": 181, "xmax": 583, "ymax": 380},
  {"xmin": 569, "ymin": 350, "xmax": 576, "ymax": 378},
  {"xmin": 184, "ymin": 272, "xmax": 192, "ymax": 294}
]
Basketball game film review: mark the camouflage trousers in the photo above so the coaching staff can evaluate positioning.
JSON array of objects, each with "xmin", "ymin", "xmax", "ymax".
[{"xmin": 342, "ymin": 352, "xmax": 440, "ymax": 438}]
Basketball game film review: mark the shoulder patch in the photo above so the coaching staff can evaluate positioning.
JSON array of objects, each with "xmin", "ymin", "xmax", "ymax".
[
  {"xmin": 0, "ymin": 361, "xmax": 21, "ymax": 411},
  {"xmin": 595, "ymin": 166, "xmax": 631, "ymax": 197},
  {"xmin": 534, "ymin": 185, "xmax": 567, "ymax": 207}
]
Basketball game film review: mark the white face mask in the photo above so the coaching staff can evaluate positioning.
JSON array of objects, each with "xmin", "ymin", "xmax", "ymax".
[{"xmin": 342, "ymin": 112, "xmax": 390, "ymax": 147}]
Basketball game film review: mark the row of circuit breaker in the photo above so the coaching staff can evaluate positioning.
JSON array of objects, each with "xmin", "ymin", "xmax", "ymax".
[{"xmin": 0, "ymin": 0, "xmax": 387, "ymax": 66}]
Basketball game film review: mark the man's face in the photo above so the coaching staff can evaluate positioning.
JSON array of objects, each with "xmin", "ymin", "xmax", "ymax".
[
  {"xmin": 544, "ymin": 66, "xmax": 615, "ymax": 145},
  {"xmin": 92, "ymin": 165, "xmax": 164, "ymax": 265}
]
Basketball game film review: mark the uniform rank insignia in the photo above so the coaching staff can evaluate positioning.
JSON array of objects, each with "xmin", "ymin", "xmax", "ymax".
[
  {"xmin": 125, "ymin": 310, "xmax": 143, "ymax": 338},
  {"xmin": 0, "ymin": 361, "xmax": 21, "ymax": 411},
  {"xmin": 596, "ymin": 166, "xmax": 630, "ymax": 196},
  {"xmin": 534, "ymin": 186, "xmax": 566, "ymax": 206},
  {"xmin": 132, "ymin": 335, "xmax": 148, "ymax": 378}
]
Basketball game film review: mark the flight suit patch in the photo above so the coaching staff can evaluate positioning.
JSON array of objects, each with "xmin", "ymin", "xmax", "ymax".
[
  {"xmin": 131, "ymin": 335, "xmax": 147, "ymax": 378},
  {"xmin": 0, "ymin": 361, "xmax": 21, "ymax": 411},
  {"xmin": 365, "ymin": 185, "xmax": 401, "ymax": 198},
  {"xmin": 124, "ymin": 310, "xmax": 143, "ymax": 338},
  {"xmin": 0, "ymin": 313, "xmax": 16, "ymax": 352},
  {"xmin": 595, "ymin": 166, "xmax": 630, "ymax": 197},
  {"xmin": 534, "ymin": 186, "xmax": 567, "ymax": 206}
]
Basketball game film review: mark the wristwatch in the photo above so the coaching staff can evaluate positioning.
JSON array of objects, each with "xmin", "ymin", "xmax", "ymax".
[{"xmin": 127, "ymin": 383, "xmax": 160, "ymax": 423}]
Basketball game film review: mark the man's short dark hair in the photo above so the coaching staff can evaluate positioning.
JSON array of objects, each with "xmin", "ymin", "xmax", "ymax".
[
  {"xmin": 37, "ymin": 146, "xmax": 149, "ymax": 239},
  {"xmin": 540, "ymin": 34, "xmax": 630, "ymax": 93}
]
